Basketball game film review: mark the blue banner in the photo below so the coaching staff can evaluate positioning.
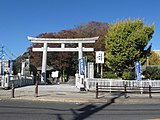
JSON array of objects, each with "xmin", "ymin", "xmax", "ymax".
[
  {"xmin": 134, "ymin": 61, "xmax": 142, "ymax": 80},
  {"xmin": 79, "ymin": 58, "xmax": 85, "ymax": 75},
  {"xmin": 1, "ymin": 60, "xmax": 4, "ymax": 75}
]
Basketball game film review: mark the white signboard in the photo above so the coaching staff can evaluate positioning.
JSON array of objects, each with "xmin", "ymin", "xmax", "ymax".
[
  {"xmin": 51, "ymin": 71, "xmax": 59, "ymax": 78},
  {"xmin": 96, "ymin": 51, "xmax": 104, "ymax": 64}
]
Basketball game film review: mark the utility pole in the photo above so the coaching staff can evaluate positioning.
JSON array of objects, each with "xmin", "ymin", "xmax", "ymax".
[{"xmin": 0, "ymin": 45, "xmax": 5, "ymax": 75}]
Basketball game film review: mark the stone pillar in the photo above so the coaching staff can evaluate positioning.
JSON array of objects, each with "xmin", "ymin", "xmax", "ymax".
[
  {"xmin": 41, "ymin": 43, "xmax": 48, "ymax": 83},
  {"xmin": 75, "ymin": 73, "xmax": 79, "ymax": 88},
  {"xmin": 21, "ymin": 61, "xmax": 25, "ymax": 75},
  {"xmin": 88, "ymin": 62, "xmax": 94, "ymax": 78},
  {"xmin": 84, "ymin": 62, "xmax": 94, "ymax": 91}
]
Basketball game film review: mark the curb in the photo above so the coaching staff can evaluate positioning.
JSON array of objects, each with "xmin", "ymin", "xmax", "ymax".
[
  {"xmin": 1, "ymin": 96, "xmax": 159, "ymax": 104},
  {"xmin": 11, "ymin": 97, "xmax": 101, "ymax": 103}
]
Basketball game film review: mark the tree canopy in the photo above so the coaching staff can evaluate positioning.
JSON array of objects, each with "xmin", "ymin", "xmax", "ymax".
[
  {"xmin": 105, "ymin": 19, "xmax": 154, "ymax": 78},
  {"xmin": 148, "ymin": 51, "xmax": 160, "ymax": 65}
]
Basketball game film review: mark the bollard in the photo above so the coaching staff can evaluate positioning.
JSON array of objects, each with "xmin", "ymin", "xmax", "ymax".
[
  {"xmin": 96, "ymin": 83, "xmax": 98, "ymax": 99},
  {"xmin": 11, "ymin": 83, "xmax": 15, "ymax": 98},
  {"xmin": 35, "ymin": 80, "xmax": 38, "ymax": 97},
  {"xmin": 149, "ymin": 85, "xmax": 152, "ymax": 98}
]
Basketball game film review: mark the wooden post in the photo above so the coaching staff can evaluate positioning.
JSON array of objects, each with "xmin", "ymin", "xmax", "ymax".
[
  {"xmin": 149, "ymin": 85, "xmax": 152, "ymax": 98},
  {"xmin": 35, "ymin": 80, "xmax": 38, "ymax": 97},
  {"xmin": 97, "ymin": 64, "xmax": 99, "ymax": 73},
  {"xmin": 96, "ymin": 83, "xmax": 98, "ymax": 99},
  {"xmin": 11, "ymin": 83, "xmax": 15, "ymax": 98},
  {"xmin": 124, "ymin": 84, "xmax": 127, "ymax": 98},
  {"xmin": 101, "ymin": 64, "xmax": 103, "ymax": 78}
]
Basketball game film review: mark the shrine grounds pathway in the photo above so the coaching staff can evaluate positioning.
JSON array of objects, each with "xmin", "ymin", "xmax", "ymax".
[{"xmin": 0, "ymin": 84, "xmax": 160, "ymax": 104}]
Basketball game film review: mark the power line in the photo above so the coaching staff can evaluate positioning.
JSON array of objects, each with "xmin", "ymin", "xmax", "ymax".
[
  {"xmin": 4, "ymin": 45, "xmax": 17, "ymax": 59},
  {"xmin": 0, "ymin": 45, "xmax": 17, "ymax": 60}
]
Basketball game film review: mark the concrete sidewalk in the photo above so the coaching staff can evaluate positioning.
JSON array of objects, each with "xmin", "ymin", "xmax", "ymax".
[{"xmin": 0, "ymin": 84, "xmax": 160, "ymax": 104}]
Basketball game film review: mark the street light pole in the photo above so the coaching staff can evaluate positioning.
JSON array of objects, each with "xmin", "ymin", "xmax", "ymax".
[{"xmin": 0, "ymin": 45, "xmax": 5, "ymax": 76}]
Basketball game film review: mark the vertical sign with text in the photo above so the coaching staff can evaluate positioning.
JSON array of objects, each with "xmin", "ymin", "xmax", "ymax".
[
  {"xmin": 134, "ymin": 61, "xmax": 142, "ymax": 80},
  {"xmin": 79, "ymin": 57, "xmax": 85, "ymax": 75},
  {"xmin": 96, "ymin": 51, "xmax": 104, "ymax": 64}
]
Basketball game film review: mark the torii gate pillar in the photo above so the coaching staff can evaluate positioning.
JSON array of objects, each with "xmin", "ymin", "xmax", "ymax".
[
  {"xmin": 41, "ymin": 43, "xmax": 47, "ymax": 83},
  {"xmin": 78, "ymin": 43, "xmax": 82, "ymax": 60}
]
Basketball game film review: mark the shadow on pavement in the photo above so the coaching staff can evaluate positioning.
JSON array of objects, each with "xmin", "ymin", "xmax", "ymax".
[
  {"xmin": 0, "ymin": 91, "xmax": 124, "ymax": 120},
  {"xmin": 70, "ymin": 92, "xmax": 124, "ymax": 120}
]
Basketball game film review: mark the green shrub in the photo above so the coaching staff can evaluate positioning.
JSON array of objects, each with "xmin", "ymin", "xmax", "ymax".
[
  {"xmin": 95, "ymin": 72, "xmax": 118, "ymax": 78},
  {"xmin": 95, "ymin": 73, "xmax": 101, "ymax": 78},
  {"xmin": 122, "ymin": 71, "xmax": 135, "ymax": 80},
  {"xmin": 103, "ymin": 72, "xmax": 118, "ymax": 79},
  {"xmin": 143, "ymin": 66, "xmax": 160, "ymax": 80}
]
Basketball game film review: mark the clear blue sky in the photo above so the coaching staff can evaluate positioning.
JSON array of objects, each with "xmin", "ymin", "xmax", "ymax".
[{"xmin": 0, "ymin": 0, "xmax": 160, "ymax": 59}]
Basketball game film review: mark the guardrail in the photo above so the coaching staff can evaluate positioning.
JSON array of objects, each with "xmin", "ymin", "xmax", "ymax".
[{"xmin": 95, "ymin": 83, "xmax": 160, "ymax": 99}]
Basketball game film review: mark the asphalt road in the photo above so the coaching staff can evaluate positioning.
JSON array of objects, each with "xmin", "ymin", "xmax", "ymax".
[{"xmin": 0, "ymin": 99, "xmax": 160, "ymax": 120}]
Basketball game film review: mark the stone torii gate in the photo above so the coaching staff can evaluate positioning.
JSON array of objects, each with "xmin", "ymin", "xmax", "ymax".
[{"xmin": 27, "ymin": 36, "xmax": 99, "ymax": 84}]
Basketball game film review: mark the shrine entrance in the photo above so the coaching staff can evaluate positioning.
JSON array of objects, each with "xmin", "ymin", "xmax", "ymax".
[{"xmin": 28, "ymin": 36, "xmax": 99, "ymax": 86}]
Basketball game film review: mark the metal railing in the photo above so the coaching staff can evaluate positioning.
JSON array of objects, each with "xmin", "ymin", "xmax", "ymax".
[
  {"xmin": 95, "ymin": 82, "xmax": 159, "ymax": 99},
  {"xmin": 85, "ymin": 78, "xmax": 160, "ymax": 91}
]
